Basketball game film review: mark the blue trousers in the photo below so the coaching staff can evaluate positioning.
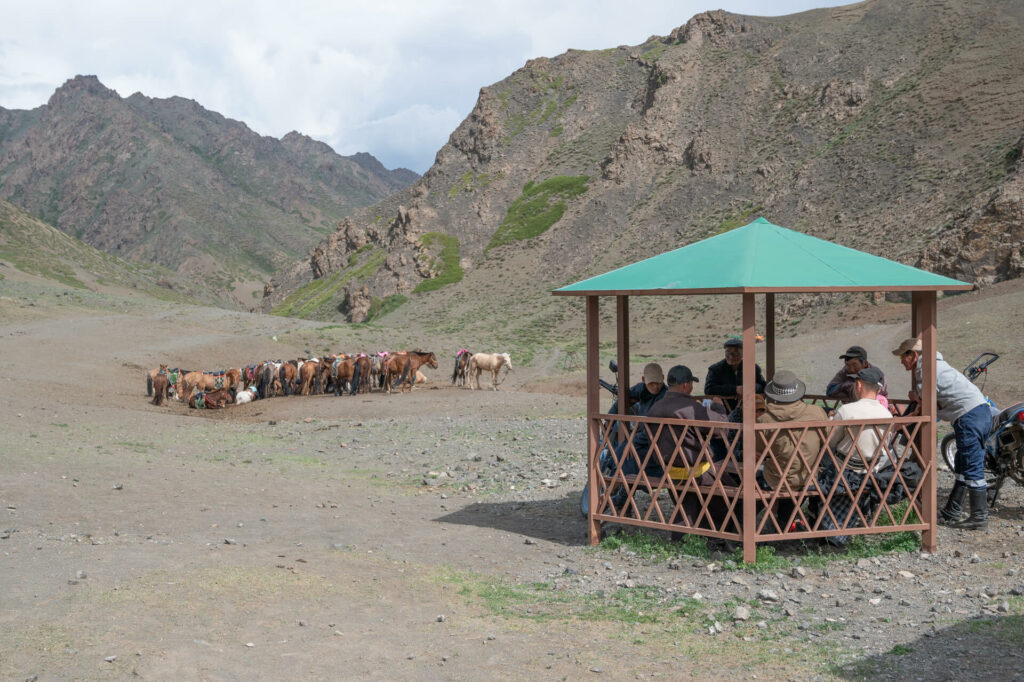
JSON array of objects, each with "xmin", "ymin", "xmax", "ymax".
[{"xmin": 953, "ymin": 403, "xmax": 991, "ymax": 486}]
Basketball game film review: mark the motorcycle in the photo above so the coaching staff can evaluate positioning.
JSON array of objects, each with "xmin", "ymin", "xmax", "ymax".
[{"xmin": 939, "ymin": 352, "xmax": 1024, "ymax": 505}]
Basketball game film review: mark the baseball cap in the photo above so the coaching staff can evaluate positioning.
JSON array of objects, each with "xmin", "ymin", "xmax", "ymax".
[
  {"xmin": 666, "ymin": 365, "xmax": 699, "ymax": 385},
  {"xmin": 723, "ymin": 338, "xmax": 742, "ymax": 348},
  {"xmin": 642, "ymin": 363, "xmax": 664, "ymax": 384},
  {"xmin": 848, "ymin": 366, "xmax": 884, "ymax": 387},
  {"xmin": 839, "ymin": 345, "xmax": 867, "ymax": 361}
]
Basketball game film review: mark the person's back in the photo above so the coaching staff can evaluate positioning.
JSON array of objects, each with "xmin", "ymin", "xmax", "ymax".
[
  {"xmin": 758, "ymin": 391, "xmax": 827, "ymax": 490},
  {"xmin": 648, "ymin": 388, "xmax": 727, "ymax": 472},
  {"xmin": 830, "ymin": 397, "xmax": 893, "ymax": 472}
]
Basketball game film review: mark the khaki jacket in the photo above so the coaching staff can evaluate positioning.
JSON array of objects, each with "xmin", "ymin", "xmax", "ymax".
[{"xmin": 757, "ymin": 400, "xmax": 828, "ymax": 491}]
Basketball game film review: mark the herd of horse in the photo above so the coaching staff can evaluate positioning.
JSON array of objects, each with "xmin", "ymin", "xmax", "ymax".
[{"xmin": 146, "ymin": 349, "xmax": 512, "ymax": 409}]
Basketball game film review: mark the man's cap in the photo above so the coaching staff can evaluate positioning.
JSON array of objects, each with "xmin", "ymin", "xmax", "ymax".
[
  {"xmin": 848, "ymin": 366, "xmax": 884, "ymax": 387},
  {"xmin": 666, "ymin": 365, "xmax": 699, "ymax": 385},
  {"xmin": 642, "ymin": 363, "xmax": 664, "ymax": 384},
  {"xmin": 763, "ymin": 370, "xmax": 806, "ymax": 403},
  {"xmin": 839, "ymin": 345, "xmax": 867, "ymax": 361},
  {"xmin": 891, "ymin": 337, "xmax": 922, "ymax": 356},
  {"xmin": 723, "ymin": 338, "xmax": 743, "ymax": 349}
]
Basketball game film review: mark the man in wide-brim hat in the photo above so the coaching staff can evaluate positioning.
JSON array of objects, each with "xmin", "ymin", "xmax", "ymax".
[{"xmin": 756, "ymin": 370, "xmax": 827, "ymax": 496}]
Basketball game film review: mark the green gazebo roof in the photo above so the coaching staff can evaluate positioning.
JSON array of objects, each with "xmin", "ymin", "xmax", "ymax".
[{"xmin": 554, "ymin": 218, "xmax": 971, "ymax": 295}]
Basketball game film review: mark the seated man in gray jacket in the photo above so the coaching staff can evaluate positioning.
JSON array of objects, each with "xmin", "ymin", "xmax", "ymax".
[{"xmin": 894, "ymin": 338, "xmax": 992, "ymax": 530}]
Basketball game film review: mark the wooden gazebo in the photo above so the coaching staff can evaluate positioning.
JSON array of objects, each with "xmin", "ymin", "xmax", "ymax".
[{"xmin": 553, "ymin": 218, "xmax": 973, "ymax": 562}]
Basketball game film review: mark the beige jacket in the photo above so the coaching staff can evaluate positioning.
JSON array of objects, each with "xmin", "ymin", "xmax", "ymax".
[{"xmin": 757, "ymin": 400, "xmax": 828, "ymax": 490}]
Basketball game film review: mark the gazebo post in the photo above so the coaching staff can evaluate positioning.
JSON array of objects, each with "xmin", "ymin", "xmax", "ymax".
[
  {"xmin": 915, "ymin": 291, "xmax": 939, "ymax": 553},
  {"xmin": 586, "ymin": 296, "xmax": 601, "ymax": 545},
  {"xmin": 616, "ymin": 296, "xmax": 631, "ymax": 437},
  {"xmin": 765, "ymin": 293, "xmax": 776, "ymax": 380},
  {"xmin": 741, "ymin": 293, "xmax": 757, "ymax": 563}
]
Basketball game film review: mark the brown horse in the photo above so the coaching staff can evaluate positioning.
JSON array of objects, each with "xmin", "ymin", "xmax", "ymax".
[
  {"xmin": 385, "ymin": 351, "xmax": 438, "ymax": 394},
  {"xmin": 278, "ymin": 361, "xmax": 299, "ymax": 396},
  {"xmin": 147, "ymin": 365, "xmax": 187, "ymax": 396},
  {"xmin": 298, "ymin": 358, "xmax": 321, "ymax": 395},
  {"xmin": 181, "ymin": 368, "xmax": 241, "ymax": 399},
  {"xmin": 451, "ymin": 349, "xmax": 473, "ymax": 387},
  {"xmin": 188, "ymin": 388, "xmax": 234, "ymax": 409},
  {"xmin": 330, "ymin": 355, "xmax": 360, "ymax": 396},
  {"xmin": 151, "ymin": 365, "xmax": 172, "ymax": 405},
  {"xmin": 354, "ymin": 354, "xmax": 372, "ymax": 394}
]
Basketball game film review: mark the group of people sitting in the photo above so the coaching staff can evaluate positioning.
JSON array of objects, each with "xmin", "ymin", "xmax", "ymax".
[{"xmin": 606, "ymin": 335, "xmax": 986, "ymax": 545}]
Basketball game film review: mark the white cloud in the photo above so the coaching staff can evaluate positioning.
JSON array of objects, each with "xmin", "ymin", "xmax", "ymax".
[{"xmin": 0, "ymin": 0, "xmax": 851, "ymax": 173}]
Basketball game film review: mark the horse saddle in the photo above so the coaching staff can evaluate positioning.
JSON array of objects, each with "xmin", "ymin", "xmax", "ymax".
[
  {"xmin": 194, "ymin": 392, "xmax": 206, "ymax": 409},
  {"xmin": 213, "ymin": 376, "xmax": 225, "ymax": 389}
]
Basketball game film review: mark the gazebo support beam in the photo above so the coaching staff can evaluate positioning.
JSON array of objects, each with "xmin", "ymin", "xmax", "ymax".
[
  {"xmin": 616, "ymin": 296, "xmax": 631, "ymax": 439},
  {"xmin": 742, "ymin": 293, "xmax": 757, "ymax": 563},
  {"xmin": 915, "ymin": 291, "xmax": 938, "ymax": 553},
  {"xmin": 586, "ymin": 296, "xmax": 601, "ymax": 545},
  {"xmin": 765, "ymin": 293, "xmax": 776, "ymax": 380}
]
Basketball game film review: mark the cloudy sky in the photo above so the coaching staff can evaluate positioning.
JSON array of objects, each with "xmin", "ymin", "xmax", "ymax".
[{"xmin": 0, "ymin": 1, "xmax": 849, "ymax": 174}]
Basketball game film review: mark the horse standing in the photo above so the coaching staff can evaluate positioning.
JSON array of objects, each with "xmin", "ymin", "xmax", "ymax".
[
  {"xmin": 331, "ymin": 355, "xmax": 360, "ymax": 396},
  {"xmin": 278, "ymin": 361, "xmax": 299, "ymax": 396},
  {"xmin": 469, "ymin": 352, "xmax": 512, "ymax": 391},
  {"xmin": 298, "ymin": 358, "xmax": 320, "ymax": 395},
  {"xmin": 181, "ymin": 368, "xmax": 241, "ymax": 401},
  {"xmin": 386, "ymin": 351, "xmax": 438, "ymax": 394},
  {"xmin": 451, "ymin": 349, "xmax": 473, "ymax": 387},
  {"xmin": 151, "ymin": 365, "xmax": 173, "ymax": 405}
]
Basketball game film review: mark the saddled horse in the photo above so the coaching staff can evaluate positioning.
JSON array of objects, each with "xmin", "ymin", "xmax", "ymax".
[
  {"xmin": 386, "ymin": 351, "xmax": 438, "ymax": 394},
  {"xmin": 354, "ymin": 354, "xmax": 372, "ymax": 394},
  {"xmin": 181, "ymin": 368, "xmax": 241, "ymax": 400},
  {"xmin": 451, "ymin": 349, "xmax": 473, "ymax": 387},
  {"xmin": 278, "ymin": 360, "xmax": 300, "ymax": 396},
  {"xmin": 188, "ymin": 387, "xmax": 234, "ymax": 409},
  {"xmin": 298, "ymin": 357, "xmax": 321, "ymax": 395},
  {"xmin": 151, "ymin": 364, "xmax": 174, "ymax": 406},
  {"xmin": 469, "ymin": 352, "xmax": 512, "ymax": 391},
  {"xmin": 147, "ymin": 365, "xmax": 187, "ymax": 397},
  {"xmin": 330, "ymin": 354, "xmax": 360, "ymax": 396},
  {"xmin": 370, "ymin": 352, "xmax": 389, "ymax": 390}
]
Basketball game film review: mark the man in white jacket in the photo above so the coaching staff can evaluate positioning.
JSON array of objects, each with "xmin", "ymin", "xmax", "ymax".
[{"xmin": 894, "ymin": 337, "xmax": 992, "ymax": 530}]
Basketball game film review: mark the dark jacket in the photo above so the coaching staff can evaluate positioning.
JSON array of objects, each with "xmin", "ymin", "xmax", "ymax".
[
  {"xmin": 825, "ymin": 362, "xmax": 888, "ymax": 403},
  {"xmin": 610, "ymin": 381, "xmax": 668, "ymax": 455},
  {"xmin": 705, "ymin": 359, "xmax": 766, "ymax": 410},
  {"xmin": 647, "ymin": 391, "xmax": 728, "ymax": 469}
]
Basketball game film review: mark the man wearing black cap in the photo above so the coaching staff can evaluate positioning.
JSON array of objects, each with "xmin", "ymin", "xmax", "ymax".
[
  {"xmin": 826, "ymin": 345, "xmax": 888, "ymax": 404},
  {"xmin": 705, "ymin": 338, "xmax": 766, "ymax": 412},
  {"xmin": 647, "ymin": 365, "xmax": 728, "ymax": 477}
]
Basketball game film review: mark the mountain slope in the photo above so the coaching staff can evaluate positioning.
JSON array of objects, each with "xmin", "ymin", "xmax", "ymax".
[
  {"xmin": 263, "ymin": 0, "xmax": 1023, "ymax": 342},
  {"xmin": 0, "ymin": 76, "xmax": 418, "ymax": 303},
  {"xmin": 0, "ymin": 197, "xmax": 203, "ymax": 302}
]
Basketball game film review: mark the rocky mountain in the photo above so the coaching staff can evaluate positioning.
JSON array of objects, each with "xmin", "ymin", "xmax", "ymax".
[
  {"xmin": 0, "ymin": 76, "xmax": 417, "ymax": 304},
  {"xmin": 263, "ymin": 0, "xmax": 1023, "ymax": 337},
  {"xmin": 0, "ymin": 196, "xmax": 207, "ymax": 303}
]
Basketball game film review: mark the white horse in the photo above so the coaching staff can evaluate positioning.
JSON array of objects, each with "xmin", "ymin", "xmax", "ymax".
[
  {"xmin": 235, "ymin": 386, "xmax": 259, "ymax": 404},
  {"xmin": 469, "ymin": 352, "xmax": 512, "ymax": 390}
]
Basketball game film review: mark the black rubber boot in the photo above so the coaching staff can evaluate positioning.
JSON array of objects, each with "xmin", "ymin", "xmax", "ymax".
[
  {"xmin": 938, "ymin": 481, "xmax": 967, "ymax": 525},
  {"xmin": 952, "ymin": 487, "xmax": 988, "ymax": 531}
]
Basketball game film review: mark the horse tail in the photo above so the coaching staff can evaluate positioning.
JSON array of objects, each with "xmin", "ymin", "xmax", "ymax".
[
  {"xmin": 351, "ymin": 363, "xmax": 360, "ymax": 395},
  {"xmin": 396, "ymin": 360, "xmax": 411, "ymax": 389},
  {"xmin": 451, "ymin": 355, "xmax": 460, "ymax": 384},
  {"xmin": 279, "ymin": 365, "xmax": 289, "ymax": 396},
  {"xmin": 147, "ymin": 373, "xmax": 153, "ymax": 396}
]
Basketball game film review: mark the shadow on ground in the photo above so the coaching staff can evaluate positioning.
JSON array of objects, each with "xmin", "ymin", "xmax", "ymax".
[
  {"xmin": 436, "ymin": 492, "xmax": 589, "ymax": 545},
  {"xmin": 834, "ymin": 613, "xmax": 1024, "ymax": 680}
]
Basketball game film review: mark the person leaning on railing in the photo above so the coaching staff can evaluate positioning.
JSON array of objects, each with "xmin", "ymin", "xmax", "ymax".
[{"xmin": 894, "ymin": 337, "xmax": 992, "ymax": 531}]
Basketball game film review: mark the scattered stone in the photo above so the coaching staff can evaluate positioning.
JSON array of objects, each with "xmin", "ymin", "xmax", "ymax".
[
  {"xmin": 869, "ymin": 598, "xmax": 882, "ymax": 606},
  {"xmin": 76, "ymin": 570, "xmax": 86, "ymax": 580},
  {"xmin": 298, "ymin": 620, "xmax": 307, "ymax": 627},
  {"xmin": 856, "ymin": 558, "xmax": 872, "ymax": 569},
  {"xmin": 246, "ymin": 642, "xmax": 255, "ymax": 647},
  {"xmin": 436, "ymin": 615, "xmax": 446, "ymax": 622},
  {"xmin": 758, "ymin": 588, "xmax": 780, "ymax": 602},
  {"xmin": 112, "ymin": 483, "xmax": 123, "ymax": 490},
  {"xmin": 733, "ymin": 605, "xmax": 751, "ymax": 621},
  {"xmin": 998, "ymin": 601, "xmax": 1011, "ymax": 613},
  {"xmin": 104, "ymin": 656, "xmax": 117, "ymax": 662},
  {"xmin": 524, "ymin": 538, "xmax": 537, "ymax": 545},
  {"xmin": 791, "ymin": 567, "xmax": 807, "ymax": 579},
  {"xmin": 487, "ymin": 634, "xmax": 496, "ymax": 641},
  {"xmin": 970, "ymin": 554, "xmax": 981, "ymax": 564},
  {"xmin": 898, "ymin": 570, "xmax": 915, "ymax": 579},
  {"xmin": 224, "ymin": 538, "xmax": 237, "ymax": 545}
]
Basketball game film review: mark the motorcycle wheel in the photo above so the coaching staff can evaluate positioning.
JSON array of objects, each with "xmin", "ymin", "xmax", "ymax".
[{"xmin": 940, "ymin": 433, "xmax": 957, "ymax": 472}]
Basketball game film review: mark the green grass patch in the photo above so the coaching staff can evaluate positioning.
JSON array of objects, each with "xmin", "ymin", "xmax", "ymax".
[
  {"xmin": 712, "ymin": 202, "xmax": 763, "ymax": 235},
  {"xmin": 486, "ymin": 176, "xmax": 589, "ymax": 252},
  {"xmin": 365, "ymin": 293, "xmax": 408, "ymax": 321},
  {"xmin": 273, "ymin": 248, "xmax": 386, "ymax": 318},
  {"xmin": 413, "ymin": 232, "xmax": 463, "ymax": 293}
]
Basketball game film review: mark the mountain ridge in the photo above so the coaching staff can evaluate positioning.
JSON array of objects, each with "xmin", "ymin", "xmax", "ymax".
[{"xmin": 262, "ymin": 0, "xmax": 1023, "ymax": 334}]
